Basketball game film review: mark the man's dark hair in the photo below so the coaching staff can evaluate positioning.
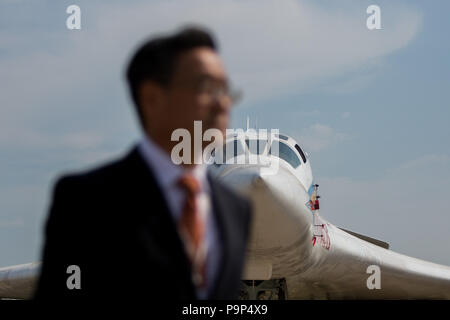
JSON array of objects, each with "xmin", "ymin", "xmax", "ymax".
[{"xmin": 126, "ymin": 26, "xmax": 217, "ymax": 127}]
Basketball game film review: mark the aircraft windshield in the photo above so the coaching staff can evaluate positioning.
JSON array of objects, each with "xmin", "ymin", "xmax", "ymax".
[
  {"xmin": 245, "ymin": 139, "xmax": 267, "ymax": 155},
  {"xmin": 212, "ymin": 138, "xmax": 302, "ymax": 168},
  {"xmin": 269, "ymin": 141, "xmax": 301, "ymax": 169}
]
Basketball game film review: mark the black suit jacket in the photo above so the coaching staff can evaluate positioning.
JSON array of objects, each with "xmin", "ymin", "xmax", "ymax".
[{"xmin": 34, "ymin": 146, "xmax": 252, "ymax": 301}]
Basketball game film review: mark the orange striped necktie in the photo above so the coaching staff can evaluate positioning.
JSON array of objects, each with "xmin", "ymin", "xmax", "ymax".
[{"xmin": 177, "ymin": 173, "xmax": 207, "ymax": 290}]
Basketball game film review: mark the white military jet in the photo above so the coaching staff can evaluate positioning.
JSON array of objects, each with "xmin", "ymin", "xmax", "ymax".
[
  {"xmin": 1, "ymin": 128, "xmax": 450, "ymax": 300},
  {"xmin": 208, "ymin": 128, "xmax": 450, "ymax": 299}
]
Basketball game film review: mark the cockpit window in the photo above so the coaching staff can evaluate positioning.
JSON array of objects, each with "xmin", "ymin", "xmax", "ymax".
[
  {"xmin": 245, "ymin": 139, "xmax": 267, "ymax": 155},
  {"xmin": 295, "ymin": 144, "xmax": 307, "ymax": 163},
  {"xmin": 275, "ymin": 134, "xmax": 289, "ymax": 141},
  {"xmin": 269, "ymin": 141, "xmax": 301, "ymax": 169}
]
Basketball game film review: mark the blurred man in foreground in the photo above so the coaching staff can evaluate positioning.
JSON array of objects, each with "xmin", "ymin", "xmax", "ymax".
[{"xmin": 34, "ymin": 26, "xmax": 252, "ymax": 301}]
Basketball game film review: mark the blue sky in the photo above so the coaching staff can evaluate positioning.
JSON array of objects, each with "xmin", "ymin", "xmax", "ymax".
[{"xmin": 1, "ymin": 0, "xmax": 449, "ymax": 267}]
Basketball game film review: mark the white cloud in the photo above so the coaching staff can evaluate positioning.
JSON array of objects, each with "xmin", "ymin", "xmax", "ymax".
[
  {"xmin": 0, "ymin": 0, "xmax": 422, "ymax": 121},
  {"xmin": 341, "ymin": 112, "xmax": 351, "ymax": 119},
  {"xmin": 0, "ymin": 0, "xmax": 422, "ymax": 157},
  {"xmin": 295, "ymin": 123, "xmax": 350, "ymax": 152}
]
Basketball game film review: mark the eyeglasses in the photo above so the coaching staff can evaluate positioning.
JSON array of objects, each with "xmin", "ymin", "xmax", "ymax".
[{"xmin": 170, "ymin": 76, "xmax": 243, "ymax": 106}]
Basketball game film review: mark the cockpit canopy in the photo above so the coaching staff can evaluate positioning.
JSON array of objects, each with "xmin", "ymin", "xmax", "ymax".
[{"xmin": 212, "ymin": 134, "xmax": 308, "ymax": 170}]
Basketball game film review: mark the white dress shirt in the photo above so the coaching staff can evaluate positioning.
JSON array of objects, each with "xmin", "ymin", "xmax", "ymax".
[{"xmin": 138, "ymin": 134, "xmax": 221, "ymax": 299}]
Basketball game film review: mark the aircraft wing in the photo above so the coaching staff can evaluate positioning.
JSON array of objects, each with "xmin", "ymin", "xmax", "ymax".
[
  {"xmin": 237, "ymin": 171, "xmax": 450, "ymax": 299},
  {"xmin": 0, "ymin": 262, "xmax": 40, "ymax": 299},
  {"xmin": 285, "ymin": 221, "xmax": 450, "ymax": 299}
]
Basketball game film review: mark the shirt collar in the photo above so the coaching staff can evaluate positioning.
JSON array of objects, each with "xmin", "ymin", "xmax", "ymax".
[{"xmin": 138, "ymin": 134, "xmax": 209, "ymax": 192}]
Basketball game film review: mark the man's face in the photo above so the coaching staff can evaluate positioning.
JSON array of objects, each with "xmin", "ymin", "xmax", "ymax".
[{"xmin": 164, "ymin": 47, "xmax": 232, "ymax": 137}]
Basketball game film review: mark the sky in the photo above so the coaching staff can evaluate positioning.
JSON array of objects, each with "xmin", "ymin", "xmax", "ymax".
[{"xmin": 0, "ymin": 0, "xmax": 449, "ymax": 268}]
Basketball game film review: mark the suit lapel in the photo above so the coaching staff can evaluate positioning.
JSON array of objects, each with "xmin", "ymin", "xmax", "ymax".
[
  {"xmin": 122, "ymin": 147, "xmax": 195, "ymax": 295},
  {"xmin": 207, "ymin": 173, "xmax": 236, "ymax": 299}
]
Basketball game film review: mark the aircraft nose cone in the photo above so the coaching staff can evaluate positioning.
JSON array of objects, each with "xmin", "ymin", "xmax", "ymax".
[
  {"xmin": 219, "ymin": 167, "xmax": 266, "ymax": 193},
  {"xmin": 217, "ymin": 165, "xmax": 312, "ymax": 264}
]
